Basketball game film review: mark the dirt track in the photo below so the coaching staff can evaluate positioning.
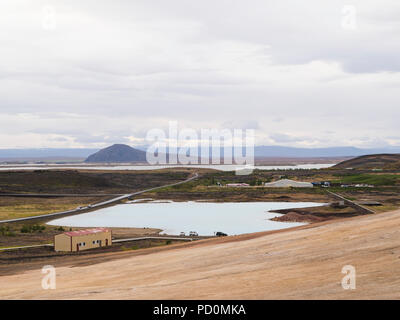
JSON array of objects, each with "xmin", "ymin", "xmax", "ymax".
[{"xmin": 2, "ymin": 209, "xmax": 400, "ymax": 299}]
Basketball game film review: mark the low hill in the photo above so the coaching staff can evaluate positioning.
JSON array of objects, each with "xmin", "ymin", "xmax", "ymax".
[
  {"xmin": 334, "ymin": 153, "xmax": 400, "ymax": 169},
  {"xmin": 85, "ymin": 144, "xmax": 147, "ymax": 163}
]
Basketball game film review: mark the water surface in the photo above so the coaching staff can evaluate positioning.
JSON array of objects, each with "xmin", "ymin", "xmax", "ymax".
[{"xmin": 48, "ymin": 201, "xmax": 325, "ymax": 236}]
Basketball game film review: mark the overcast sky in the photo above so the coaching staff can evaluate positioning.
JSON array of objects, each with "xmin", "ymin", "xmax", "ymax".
[{"xmin": 1, "ymin": 0, "xmax": 399, "ymax": 148}]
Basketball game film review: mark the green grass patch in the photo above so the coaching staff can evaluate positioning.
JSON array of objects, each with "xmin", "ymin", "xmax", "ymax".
[
  {"xmin": 333, "ymin": 174, "xmax": 399, "ymax": 186},
  {"xmin": 0, "ymin": 226, "xmax": 16, "ymax": 237},
  {"xmin": 20, "ymin": 224, "xmax": 46, "ymax": 233}
]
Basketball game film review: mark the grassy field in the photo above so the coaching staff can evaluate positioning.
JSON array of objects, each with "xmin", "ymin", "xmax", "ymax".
[
  {"xmin": 140, "ymin": 169, "xmax": 400, "ymax": 220},
  {"xmin": 144, "ymin": 183, "xmax": 330, "ymax": 203},
  {"xmin": 0, "ymin": 169, "xmax": 191, "ymax": 194},
  {"xmin": 145, "ymin": 169, "xmax": 400, "ymax": 198},
  {"xmin": 1, "ymin": 167, "xmax": 400, "ymax": 251},
  {"xmin": 332, "ymin": 173, "xmax": 400, "ymax": 186},
  {"xmin": 0, "ymin": 196, "xmax": 105, "ymax": 221},
  {"xmin": 0, "ymin": 197, "xmax": 108, "ymax": 220}
]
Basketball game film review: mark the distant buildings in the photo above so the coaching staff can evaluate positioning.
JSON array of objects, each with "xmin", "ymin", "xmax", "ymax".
[
  {"xmin": 226, "ymin": 183, "xmax": 250, "ymax": 187},
  {"xmin": 341, "ymin": 183, "xmax": 374, "ymax": 188},
  {"xmin": 224, "ymin": 179, "xmax": 316, "ymax": 188},
  {"xmin": 222, "ymin": 179, "xmax": 375, "ymax": 189}
]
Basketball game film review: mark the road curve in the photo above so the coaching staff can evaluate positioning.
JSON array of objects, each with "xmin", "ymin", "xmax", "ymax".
[{"xmin": 0, "ymin": 172, "xmax": 199, "ymax": 224}]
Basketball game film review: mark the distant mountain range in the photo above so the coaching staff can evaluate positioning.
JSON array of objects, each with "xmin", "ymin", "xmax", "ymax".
[
  {"xmin": 253, "ymin": 146, "xmax": 400, "ymax": 158},
  {"xmin": 1, "ymin": 145, "xmax": 400, "ymax": 162},
  {"xmin": 0, "ymin": 148, "xmax": 98, "ymax": 159},
  {"xmin": 133, "ymin": 145, "xmax": 400, "ymax": 158}
]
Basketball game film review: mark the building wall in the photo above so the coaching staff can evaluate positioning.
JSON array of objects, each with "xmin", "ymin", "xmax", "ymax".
[
  {"xmin": 70, "ymin": 231, "xmax": 112, "ymax": 252},
  {"xmin": 54, "ymin": 231, "xmax": 112, "ymax": 252},
  {"xmin": 54, "ymin": 234, "xmax": 72, "ymax": 252}
]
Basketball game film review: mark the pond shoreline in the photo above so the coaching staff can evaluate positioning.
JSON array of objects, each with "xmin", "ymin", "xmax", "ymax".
[{"xmin": 47, "ymin": 200, "xmax": 326, "ymax": 236}]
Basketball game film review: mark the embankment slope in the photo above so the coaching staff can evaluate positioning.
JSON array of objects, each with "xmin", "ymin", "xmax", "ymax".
[{"xmin": 2, "ymin": 209, "xmax": 400, "ymax": 299}]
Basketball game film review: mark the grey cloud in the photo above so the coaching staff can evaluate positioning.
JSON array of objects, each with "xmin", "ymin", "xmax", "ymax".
[
  {"xmin": 269, "ymin": 133, "xmax": 306, "ymax": 143},
  {"xmin": 221, "ymin": 120, "xmax": 260, "ymax": 130},
  {"xmin": 0, "ymin": 1, "xmax": 399, "ymax": 148}
]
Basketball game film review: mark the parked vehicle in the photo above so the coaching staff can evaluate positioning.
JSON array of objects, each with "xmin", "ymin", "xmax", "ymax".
[
  {"xmin": 180, "ymin": 232, "xmax": 186, "ymax": 237},
  {"xmin": 189, "ymin": 231, "xmax": 198, "ymax": 237},
  {"xmin": 215, "ymin": 232, "xmax": 228, "ymax": 237}
]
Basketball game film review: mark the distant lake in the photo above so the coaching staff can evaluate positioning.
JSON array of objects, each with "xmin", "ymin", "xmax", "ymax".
[
  {"xmin": 0, "ymin": 163, "xmax": 334, "ymax": 171},
  {"xmin": 47, "ymin": 201, "xmax": 326, "ymax": 236}
]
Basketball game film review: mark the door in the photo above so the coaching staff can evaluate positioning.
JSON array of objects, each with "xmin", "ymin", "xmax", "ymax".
[
  {"xmin": 76, "ymin": 243, "xmax": 79, "ymax": 252},
  {"xmin": 105, "ymin": 239, "xmax": 108, "ymax": 246}
]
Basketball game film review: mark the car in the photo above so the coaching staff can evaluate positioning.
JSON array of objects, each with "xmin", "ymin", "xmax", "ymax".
[
  {"xmin": 215, "ymin": 232, "xmax": 228, "ymax": 237},
  {"xmin": 180, "ymin": 232, "xmax": 186, "ymax": 237},
  {"xmin": 189, "ymin": 231, "xmax": 198, "ymax": 237}
]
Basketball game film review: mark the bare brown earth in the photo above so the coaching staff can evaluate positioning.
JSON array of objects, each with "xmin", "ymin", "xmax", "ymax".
[
  {"xmin": 2, "ymin": 208, "xmax": 400, "ymax": 299},
  {"xmin": 0, "ymin": 169, "xmax": 191, "ymax": 194}
]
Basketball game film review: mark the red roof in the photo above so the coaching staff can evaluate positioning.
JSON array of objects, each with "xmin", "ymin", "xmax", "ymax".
[{"xmin": 64, "ymin": 227, "xmax": 110, "ymax": 237}]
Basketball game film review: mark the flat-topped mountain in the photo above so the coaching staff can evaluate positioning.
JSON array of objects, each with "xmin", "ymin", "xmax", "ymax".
[
  {"xmin": 334, "ymin": 153, "xmax": 400, "ymax": 169},
  {"xmin": 85, "ymin": 144, "xmax": 147, "ymax": 163}
]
